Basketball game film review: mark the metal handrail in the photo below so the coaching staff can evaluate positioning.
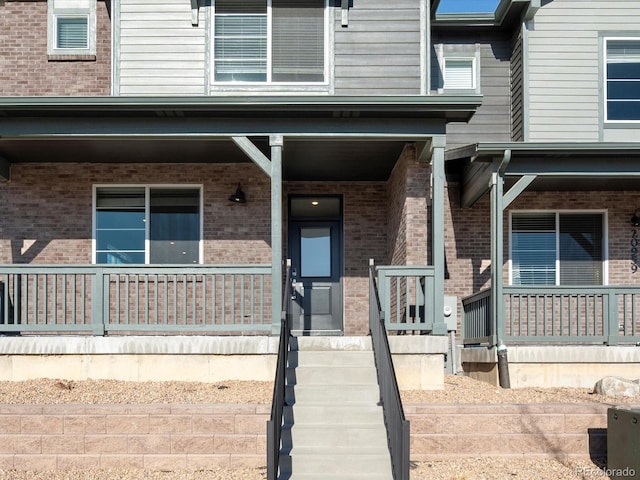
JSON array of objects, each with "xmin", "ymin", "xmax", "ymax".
[
  {"xmin": 267, "ymin": 259, "xmax": 292, "ymax": 480},
  {"xmin": 369, "ymin": 260, "xmax": 410, "ymax": 480}
]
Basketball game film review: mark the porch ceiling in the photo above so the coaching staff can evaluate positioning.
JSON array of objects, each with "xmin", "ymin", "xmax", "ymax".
[
  {"xmin": 0, "ymin": 137, "xmax": 406, "ymax": 181},
  {"xmin": 0, "ymin": 95, "xmax": 482, "ymax": 182},
  {"xmin": 447, "ymin": 142, "xmax": 640, "ymax": 207}
]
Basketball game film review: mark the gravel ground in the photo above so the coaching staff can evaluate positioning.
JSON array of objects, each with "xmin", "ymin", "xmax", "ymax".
[{"xmin": 0, "ymin": 375, "xmax": 637, "ymax": 480}]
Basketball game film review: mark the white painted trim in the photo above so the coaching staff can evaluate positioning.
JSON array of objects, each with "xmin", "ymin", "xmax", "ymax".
[
  {"xmin": 603, "ymin": 36, "xmax": 640, "ymax": 124},
  {"xmin": 209, "ymin": 0, "xmax": 330, "ymax": 89},
  {"xmin": 47, "ymin": 0, "xmax": 96, "ymax": 56}
]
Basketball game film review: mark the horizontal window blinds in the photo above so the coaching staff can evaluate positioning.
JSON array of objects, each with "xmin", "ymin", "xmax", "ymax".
[
  {"xmin": 272, "ymin": 0, "xmax": 324, "ymax": 82},
  {"xmin": 559, "ymin": 214, "xmax": 603, "ymax": 285},
  {"xmin": 511, "ymin": 214, "xmax": 556, "ymax": 286},
  {"xmin": 444, "ymin": 58, "xmax": 474, "ymax": 89},
  {"xmin": 56, "ymin": 16, "xmax": 89, "ymax": 49}
]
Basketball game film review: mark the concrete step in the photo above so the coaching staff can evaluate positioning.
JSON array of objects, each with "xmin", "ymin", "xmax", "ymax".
[
  {"xmin": 279, "ymin": 452, "xmax": 392, "ymax": 476},
  {"xmin": 282, "ymin": 423, "xmax": 389, "ymax": 449},
  {"xmin": 292, "ymin": 336, "xmax": 372, "ymax": 351},
  {"xmin": 287, "ymin": 365, "xmax": 378, "ymax": 386},
  {"xmin": 283, "ymin": 405, "xmax": 384, "ymax": 425},
  {"xmin": 285, "ymin": 384, "xmax": 380, "ymax": 405},
  {"xmin": 288, "ymin": 350, "xmax": 375, "ymax": 367}
]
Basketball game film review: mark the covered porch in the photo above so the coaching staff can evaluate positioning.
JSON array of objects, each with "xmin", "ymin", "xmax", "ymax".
[
  {"xmin": 0, "ymin": 96, "xmax": 479, "ymax": 338},
  {"xmin": 448, "ymin": 142, "xmax": 640, "ymax": 386}
]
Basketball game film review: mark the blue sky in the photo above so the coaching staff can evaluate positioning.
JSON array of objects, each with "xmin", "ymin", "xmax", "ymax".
[{"xmin": 437, "ymin": 0, "xmax": 501, "ymax": 13}]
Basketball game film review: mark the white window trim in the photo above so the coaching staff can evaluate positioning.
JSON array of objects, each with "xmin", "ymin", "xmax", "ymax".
[
  {"xmin": 92, "ymin": 185, "xmax": 204, "ymax": 265},
  {"xmin": 434, "ymin": 43, "xmax": 481, "ymax": 94},
  {"xmin": 603, "ymin": 36, "xmax": 640, "ymax": 124},
  {"xmin": 210, "ymin": 0, "xmax": 330, "ymax": 87},
  {"xmin": 47, "ymin": 0, "xmax": 96, "ymax": 56},
  {"xmin": 508, "ymin": 210, "xmax": 609, "ymax": 286}
]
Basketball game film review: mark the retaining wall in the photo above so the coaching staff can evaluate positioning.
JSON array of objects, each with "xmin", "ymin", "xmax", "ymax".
[{"xmin": 0, "ymin": 402, "xmax": 611, "ymax": 470}]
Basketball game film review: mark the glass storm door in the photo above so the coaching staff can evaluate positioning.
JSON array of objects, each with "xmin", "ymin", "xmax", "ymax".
[{"xmin": 288, "ymin": 197, "xmax": 343, "ymax": 334}]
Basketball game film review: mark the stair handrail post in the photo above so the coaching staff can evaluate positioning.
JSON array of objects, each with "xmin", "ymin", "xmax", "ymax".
[
  {"xmin": 369, "ymin": 259, "xmax": 410, "ymax": 480},
  {"xmin": 267, "ymin": 259, "xmax": 292, "ymax": 480}
]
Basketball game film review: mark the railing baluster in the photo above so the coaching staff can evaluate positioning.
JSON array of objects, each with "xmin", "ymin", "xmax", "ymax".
[
  {"xmin": 212, "ymin": 274, "xmax": 217, "ymax": 325},
  {"xmin": 250, "ymin": 275, "xmax": 255, "ymax": 325},
  {"xmin": 231, "ymin": 274, "xmax": 236, "ymax": 323},
  {"xmin": 240, "ymin": 274, "xmax": 245, "ymax": 325},
  {"xmin": 221, "ymin": 275, "xmax": 226, "ymax": 325},
  {"xmin": 201, "ymin": 274, "xmax": 207, "ymax": 326}
]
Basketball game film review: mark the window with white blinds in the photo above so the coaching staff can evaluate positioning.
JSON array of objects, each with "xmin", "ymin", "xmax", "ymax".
[
  {"xmin": 213, "ymin": 0, "xmax": 325, "ymax": 83},
  {"xmin": 56, "ymin": 16, "xmax": 89, "ymax": 49},
  {"xmin": 47, "ymin": 0, "xmax": 95, "ymax": 56},
  {"xmin": 511, "ymin": 212, "xmax": 604, "ymax": 286},
  {"xmin": 605, "ymin": 38, "xmax": 640, "ymax": 121},
  {"xmin": 444, "ymin": 58, "xmax": 475, "ymax": 90}
]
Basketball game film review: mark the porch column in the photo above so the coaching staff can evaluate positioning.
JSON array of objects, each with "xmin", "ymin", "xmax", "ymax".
[
  {"xmin": 431, "ymin": 136, "xmax": 447, "ymax": 335},
  {"xmin": 270, "ymin": 135, "xmax": 284, "ymax": 334},
  {"xmin": 490, "ymin": 151, "xmax": 510, "ymax": 347}
]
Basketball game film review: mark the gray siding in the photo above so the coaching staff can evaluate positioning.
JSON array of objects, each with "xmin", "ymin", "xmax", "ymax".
[
  {"xmin": 527, "ymin": 0, "xmax": 640, "ymax": 141},
  {"xmin": 117, "ymin": 0, "xmax": 206, "ymax": 96},
  {"xmin": 333, "ymin": 0, "xmax": 421, "ymax": 95},
  {"xmin": 432, "ymin": 33, "xmax": 512, "ymax": 150},
  {"xmin": 511, "ymin": 27, "xmax": 524, "ymax": 142}
]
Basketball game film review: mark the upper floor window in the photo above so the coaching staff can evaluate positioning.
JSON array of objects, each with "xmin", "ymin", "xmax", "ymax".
[
  {"xmin": 47, "ymin": 0, "xmax": 96, "ymax": 56},
  {"xmin": 94, "ymin": 187, "xmax": 202, "ymax": 265},
  {"xmin": 605, "ymin": 38, "xmax": 640, "ymax": 122},
  {"xmin": 444, "ymin": 58, "xmax": 476, "ymax": 90},
  {"xmin": 213, "ymin": 0, "xmax": 326, "ymax": 84},
  {"xmin": 510, "ymin": 212, "xmax": 604, "ymax": 286}
]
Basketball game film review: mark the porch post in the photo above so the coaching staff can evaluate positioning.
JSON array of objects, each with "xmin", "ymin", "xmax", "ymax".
[
  {"xmin": 490, "ymin": 152, "xmax": 509, "ymax": 347},
  {"xmin": 270, "ymin": 135, "xmax": 284, "ymax": 335},
  {"xmin": 431, "ymin": 136, "xmax": 447, "ymax": 335}
]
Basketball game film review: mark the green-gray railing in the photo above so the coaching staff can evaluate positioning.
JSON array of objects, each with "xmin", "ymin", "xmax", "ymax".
[
  {"xmin": 376, "ymin": 266, "xmax": 435, "ymax": 333},
  {"xmin": 0, "ymin": 265, "xmax": 272, "ymax": 335},
  {"xmin": 462, "ymin": 286, "xmax": 640, "ymax": 345}
]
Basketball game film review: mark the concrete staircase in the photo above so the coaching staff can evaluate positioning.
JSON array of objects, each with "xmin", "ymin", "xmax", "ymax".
[{"xmin": 279, "ymin": 336, "xmax": 393, "ymax": 480}]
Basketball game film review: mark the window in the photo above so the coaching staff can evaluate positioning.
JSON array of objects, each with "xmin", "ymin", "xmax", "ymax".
[
  {"xmin": 444, "ymin": 58, "xmax": 476, "ymax": 90},
  {"xmin": 510, "ymin": 212, "xmax": 604, "ymax": 286},
  {"xmin": 95, "ymin": 187, "xmax": 201, "ymax": 265},
  {"xmin": 48, "ymin": 0, "xmax": 95, "ymax": 56},
  {"xmin": 213, "ymin": 0, "xmax": 326, "ymax": 83},
  {"xmin": 605, "ymin": 38, "xmax": 640, "ymax": 121}
]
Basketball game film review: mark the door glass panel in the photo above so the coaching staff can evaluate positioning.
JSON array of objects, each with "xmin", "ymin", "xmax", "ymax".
[{"xmin": 300, "ymin": 227, "xmax": 331, "ymax": 277}]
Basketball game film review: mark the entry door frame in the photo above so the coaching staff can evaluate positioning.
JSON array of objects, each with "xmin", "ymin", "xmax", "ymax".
[{"xmin": 287, "ymin": 195, "xmax": 344, "ymax": 335}]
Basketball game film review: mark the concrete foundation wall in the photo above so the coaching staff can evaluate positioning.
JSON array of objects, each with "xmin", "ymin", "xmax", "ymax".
[
  {"xmin": 0, "ymin": 336, "xmax": 448, "ymax": 390},
  {"xmin": 462, "ymin": 346, "xmax": 640, "ymax": 388}
]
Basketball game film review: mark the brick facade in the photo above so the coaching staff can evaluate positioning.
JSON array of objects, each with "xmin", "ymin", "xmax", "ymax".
[
  {"xmin": 444, "ymin": 185, "xmax": 640, "ymax": 304},
  {"xmin": 0, "ymin": 0, "xmax": 111, "ymax": 96}
]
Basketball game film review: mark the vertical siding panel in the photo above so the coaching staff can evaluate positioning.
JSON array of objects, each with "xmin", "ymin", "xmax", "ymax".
[{"xmin": 511, "ymin": 26, "xmax": 524, "ymax": 142}]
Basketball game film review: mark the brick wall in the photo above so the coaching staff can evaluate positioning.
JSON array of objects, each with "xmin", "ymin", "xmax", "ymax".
[
  {"xmin": 0, "ymin": 404, "xmax": 267, "ymax": 470},
  {"xmin": 0, "ymin": 163, "xmax": 272, "ymax": 265},
  {"xmin": 0, "ymin": 0, "xmax": 111, "ymax": 96},
  {"xmin": 444, "ymin": 185, "xmax": 640, "ymax": 324},
  {"xmin": 285, "ymin": 182, "xmax": 388, "ymax": 335},
  {"xmin": 387, "ymin": 144, "xmax": 430, "ymax": 266}
]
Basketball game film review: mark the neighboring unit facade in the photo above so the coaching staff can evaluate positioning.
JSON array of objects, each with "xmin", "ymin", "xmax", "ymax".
[{"xmin": 0, "ymin": 0, "xmax": 639, "ymax": 387}]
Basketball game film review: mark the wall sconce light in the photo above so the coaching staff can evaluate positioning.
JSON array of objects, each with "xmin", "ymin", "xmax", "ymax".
[
  {"xmin": 228, "ymin": 184, "xmax": 247, "ymax": 203},
  {"xmin": 631, "ymin": 209, "xmax": 640, "ymax": 227}
]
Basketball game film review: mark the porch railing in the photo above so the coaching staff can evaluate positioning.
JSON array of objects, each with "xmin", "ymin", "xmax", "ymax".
[
  {"xmin": 267, "ymin": 260, "xmax": 292, "ymax": 480},
  {"xmin": 369, "ymin": 260, "xmax": 410, "ymax": 480},
  {"xmin": 0, "ymin": 265, "xmax": 272, "ymax": 335},
  {"xmin": 376, "ymin": 265, "xmax": 436, "ymax": 333},
  {"xmin": 462, "ymin": 286, "xmax": 640, "ymax": 345}
]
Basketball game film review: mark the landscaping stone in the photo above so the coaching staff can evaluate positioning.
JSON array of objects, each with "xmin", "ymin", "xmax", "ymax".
[{"xmin": 593, "ymin": 376, "xmax": 640, "ymax": 397}]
